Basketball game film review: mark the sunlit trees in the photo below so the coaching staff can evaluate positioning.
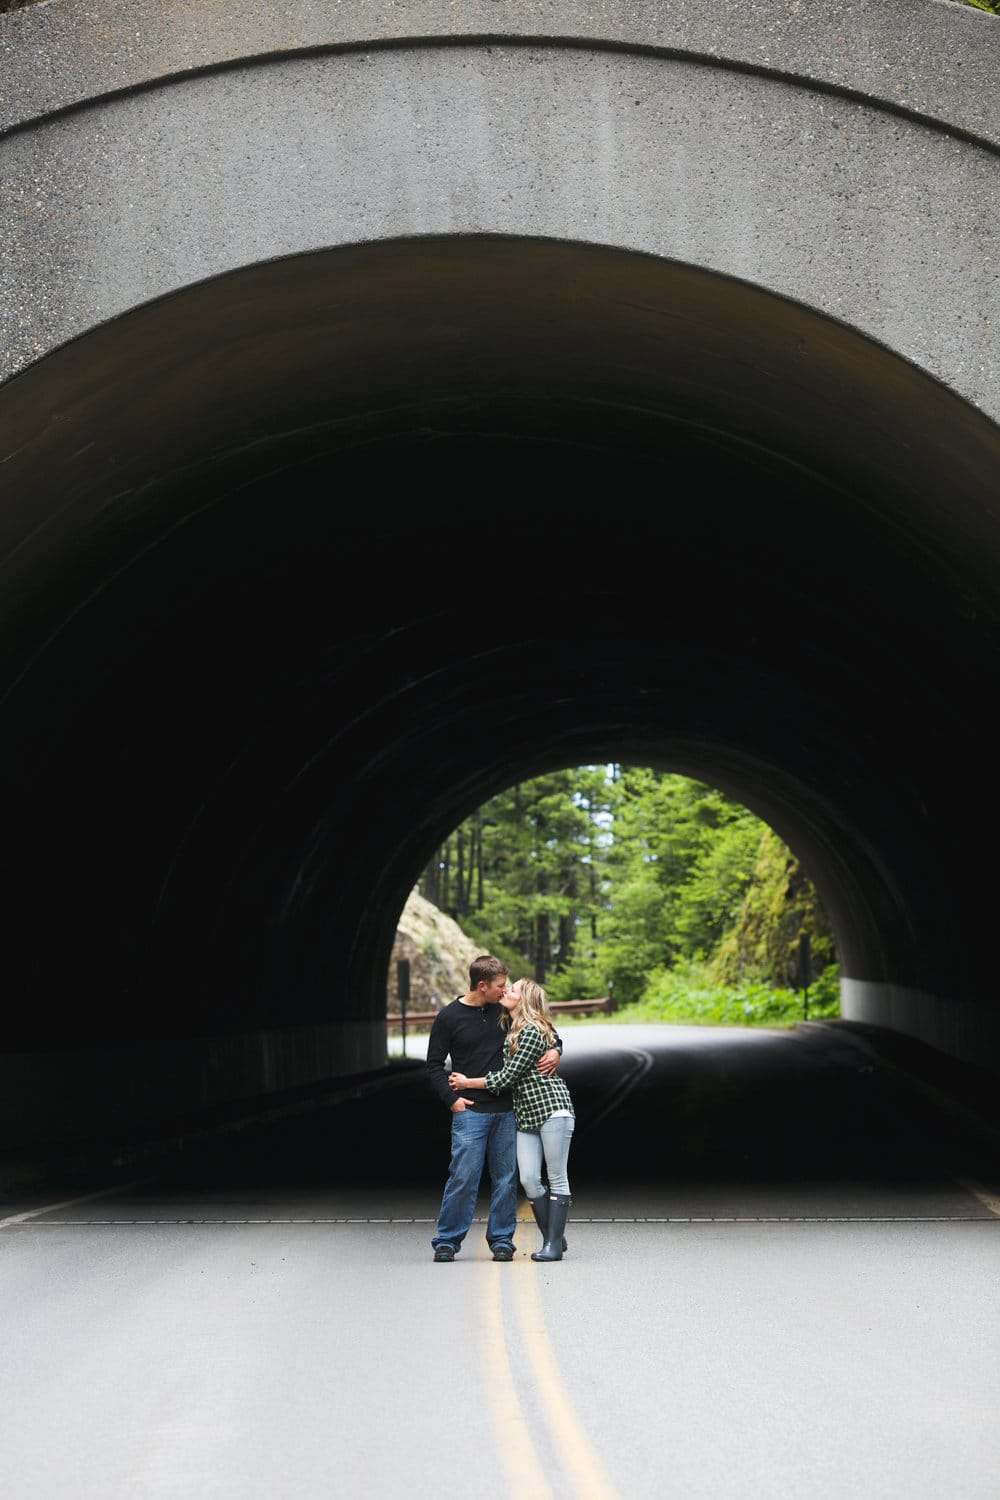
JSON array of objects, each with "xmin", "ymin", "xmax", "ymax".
[{"xmin": 418, "ymin": 764, "xmax": 836, "ymax": 1009}]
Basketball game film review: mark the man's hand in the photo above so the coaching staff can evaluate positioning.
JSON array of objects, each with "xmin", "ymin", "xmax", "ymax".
[
  {"xmin": 450, "ymin": 1096, "xmax": 476, "ymax": 1112},
  {"xmin": 536, "ymin": 1047, "xmax": 560, "ymax": 1077}
]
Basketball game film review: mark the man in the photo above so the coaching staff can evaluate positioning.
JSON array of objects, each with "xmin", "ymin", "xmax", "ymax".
[{"xmin": 426, "ymin": 954, "xmax": 561, "ymax": 1263}]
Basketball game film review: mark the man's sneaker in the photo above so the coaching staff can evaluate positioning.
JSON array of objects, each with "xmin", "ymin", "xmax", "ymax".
[
  {"xmin": 492, "ymin": 1245, "xmax": 514, "ymax": 1262},
  {"xmin": 433, "ymin": 1246, "xmax": 455, "ymax": 1263}
]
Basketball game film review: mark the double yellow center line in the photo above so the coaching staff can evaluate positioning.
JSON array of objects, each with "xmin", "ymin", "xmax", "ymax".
[{"xmin": 478, "ymin": 1246, "xmax": 621, "ymax": 1500}]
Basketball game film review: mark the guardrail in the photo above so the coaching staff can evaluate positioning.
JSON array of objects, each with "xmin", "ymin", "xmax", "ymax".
[{"xmin": 385, "ymin": 997, "xmax": 615, "ymax": 1031}]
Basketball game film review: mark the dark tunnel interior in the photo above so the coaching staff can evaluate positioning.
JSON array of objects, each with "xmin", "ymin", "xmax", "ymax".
[{"xmin": 1, "ymin": 234, "xmax": 999, "ymax": 1153}]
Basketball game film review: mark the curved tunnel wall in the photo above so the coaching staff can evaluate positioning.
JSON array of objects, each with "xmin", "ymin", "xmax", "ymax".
[{"xmin": 1, "ymin": 5, "xmax": 999, "ymax": 1154}]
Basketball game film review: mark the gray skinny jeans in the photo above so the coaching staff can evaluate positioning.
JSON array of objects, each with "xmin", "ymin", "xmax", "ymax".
[{"xmin": 516, "ymin": 1113, "xmax": 575, "ymax": 1198}]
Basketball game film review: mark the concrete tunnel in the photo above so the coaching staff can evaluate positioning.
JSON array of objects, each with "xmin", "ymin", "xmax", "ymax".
[{"xmin": 1, "ymin": 3, "xmax": 999, "ymax": 1159}]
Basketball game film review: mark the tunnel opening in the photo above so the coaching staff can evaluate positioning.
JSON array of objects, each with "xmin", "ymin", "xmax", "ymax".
[
  {"xmin": 1, "ymin": 234, "xmax": 999, "ymax": 1160},
  {"xmin": 393, "ymin": 762, "xmax": 840, "ymax": 1025}
]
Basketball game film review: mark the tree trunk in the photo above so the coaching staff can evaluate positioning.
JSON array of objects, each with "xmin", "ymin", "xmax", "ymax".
[
  {"xmin": 535, "ymin": 910, "xmax": 551, "ymax": 985},
  {"xmin": 440, "ymin": 837, "xmax": 451, "ymax": 915},
  {"xmin": 558, "ymin": 912, "xmax": 574, "ymax": 966},
  {"xmin": 455, "ymin": 826, "xmax": 466, "ymax": 918},
  {"xmin": 422, "ymin": 847, "xmax": 442, "ymax": 908}
]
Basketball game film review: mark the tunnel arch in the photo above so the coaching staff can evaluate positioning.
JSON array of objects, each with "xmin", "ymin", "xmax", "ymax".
[
  {"xmin": 3, "ymin": 3, "xmax": 1000, "ymax": 1152},
  {"xmin": 3, "ymin": 29, "xmax": 999, "ymax": 417},
  {"xmin": 1, "ymin": 232, "xmax": 998, "ymax": 1153}
]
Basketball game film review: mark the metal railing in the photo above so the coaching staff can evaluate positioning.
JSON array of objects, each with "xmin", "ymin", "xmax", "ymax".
[{"xmin": 385, "ymin": 997, "xmax": 615, "ymax": 1031}]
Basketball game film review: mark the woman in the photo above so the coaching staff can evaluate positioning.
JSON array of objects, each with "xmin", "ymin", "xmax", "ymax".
[{"xmin": 448, "ymin": 977, "xmax": 574, "ymax": 1262}]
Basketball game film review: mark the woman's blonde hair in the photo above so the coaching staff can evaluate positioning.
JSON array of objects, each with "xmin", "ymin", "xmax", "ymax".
[{"xmin": 505, "ymin": 977, "xmax": 557, "ymax": 1052}]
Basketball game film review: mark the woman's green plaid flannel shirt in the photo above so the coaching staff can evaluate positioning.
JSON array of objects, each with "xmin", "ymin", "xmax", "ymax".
[{"xmin": 484, "ymin": 1021, "xmax": 575, "ymax": 1130}]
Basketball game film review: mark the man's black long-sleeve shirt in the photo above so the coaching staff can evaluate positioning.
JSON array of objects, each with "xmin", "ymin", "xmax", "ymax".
[{"xmin": 425, "ymin": 998, "xmax": 562, "ymax": 1112}]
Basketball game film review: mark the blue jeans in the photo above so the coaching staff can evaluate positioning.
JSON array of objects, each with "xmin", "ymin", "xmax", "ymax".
[
  {"xmin": 516, "ymin": 1115, "xmax": 575, "ymax": 1198},
  {"xmin": 432, "ymin": 1109, "xmax": 518, "ymax": 1254}
]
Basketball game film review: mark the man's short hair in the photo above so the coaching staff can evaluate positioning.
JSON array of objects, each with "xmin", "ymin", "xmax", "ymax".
[{"xmin": 470, "ymin": 954, "xmax": 509, "ymax": 988}]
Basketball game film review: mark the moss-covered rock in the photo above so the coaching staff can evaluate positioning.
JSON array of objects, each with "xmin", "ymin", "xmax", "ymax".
[{"xmin": 709, "ymin": 828, "xmax": 836, "ymax": 988}]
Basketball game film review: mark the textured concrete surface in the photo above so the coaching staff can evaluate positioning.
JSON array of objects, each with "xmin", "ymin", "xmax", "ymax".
[
  {"xmin": 2, "ymin": 0, "xmax": 999, "ymax": 141},
  {"xmin": 2, "ymin": 17, "xmax": 998, "ymax": 416}
]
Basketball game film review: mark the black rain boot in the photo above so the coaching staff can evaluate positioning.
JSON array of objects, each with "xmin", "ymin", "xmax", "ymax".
[
  {"xmin": 531, "ymin": 1194, "xmax": 571, "ymax": 1262},
  {"xmin": 528, "ymin": 1193, "xmax": 549, "ymax": 1250},
  {"xmin": 529, "ymin": 1192, "xmax": 568, "ymax": 1255}
]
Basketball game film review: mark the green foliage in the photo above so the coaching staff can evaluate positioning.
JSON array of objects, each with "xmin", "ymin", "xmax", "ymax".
[
  {"xmin": 669, "ymin": 805, "xmax": 766, "ymax": 959},
  {"xmin": 582, "ymin": 767, "xmax": 838, "ymax": 997},
  {"xmin": 545, "ymin": 958, "xmax": 604, "ymax": 1006},
  {"xmin": 589, "ymin": 871, "xmax": 669, "ymax": 1005},
  {"xmin": 421, "ymin": 763, "xmax": 840, "ymax": 1027},
  {"xmin": 591, "ymin": 961, "xmax": 841, "ymax": 1027},
  {"xmin": 431, "ymin": 766, "xmax": 613, "ymax": 987},
  {"xmin": 617, "ymin": 772, "xmax": 762, "ymax": 940}
]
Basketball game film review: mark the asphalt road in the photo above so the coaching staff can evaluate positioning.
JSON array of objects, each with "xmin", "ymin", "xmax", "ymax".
[{"xmin": 3, "ymin": 1023, "xmax": 999, "ymax": 1498}]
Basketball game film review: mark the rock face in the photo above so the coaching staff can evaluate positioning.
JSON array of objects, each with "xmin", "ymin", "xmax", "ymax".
[{"xmin": 387, "ymin": 889, "xmax": 482, "ymax": 1014}]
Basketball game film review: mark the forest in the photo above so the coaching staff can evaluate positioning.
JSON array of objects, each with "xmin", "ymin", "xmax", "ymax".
[{"xmin": 418, "ymin": 766, "xmax": 840, "ymax": 1027}]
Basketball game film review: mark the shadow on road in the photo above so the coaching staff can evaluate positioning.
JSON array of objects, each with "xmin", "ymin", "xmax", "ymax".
[{"xmin": 153, "ymin": 1022, "xmax": 1000, "ymax": 1202}]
